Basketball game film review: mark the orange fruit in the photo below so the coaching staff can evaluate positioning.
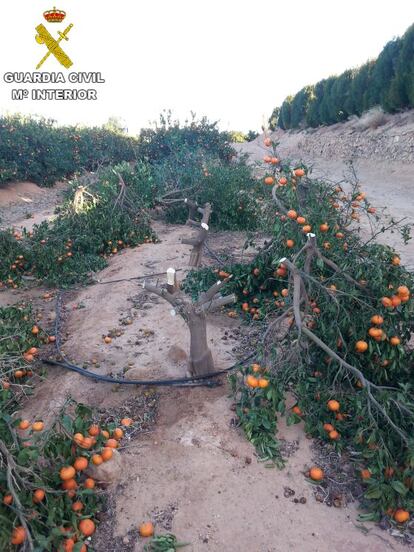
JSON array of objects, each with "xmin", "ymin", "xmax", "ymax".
[
  {"xmin": 105, "ymin": 438, "xmax": 118, "ymax": 449},
  {"xmin": 84, "ymin": 478, "xmax": 95, "ymax": 489},
  {"xmin": 112, "ymin": 428, "xmax": 124, "ymax": 440},
  {"xmin": 370, "ymin": 315, "xmax": 383, "ymax": 325},
  {"xmin": 88, "ymin": 424, "xmax": 100, "ymax": 436},
  {"xmin": 73, "ymin": 457, "xmax": 89, "ymax": 471},
  {"xmin": 287, "ymin": 210, "xmax": 297, "ymax": 220},
  {"xmin": 264, "ymin": 176, "xmax": 274, "ymax": 186},
  {"xmin": 384, "ymin": 467, "xmax": 395, "ymax": 478},
  {"xmin": 258, "ymin": 378, "xmax": 269, "ymax": 388},
  {"xmin": 72, "ymin": 501, "xmax": 84, "ymax": 512},
  {"xmin": 327, "ymin": 400, "xmax": 340, "ymax": 412},
  {"xmin": 19, "ymin": 419, "xmax": 30, "ymax": 430},
  {"xmin": 319, "ymin": 223, "xmax": 329, "ymax": 232},
  {"xmin": 251, "ymin": 363, "xmax": 261, "ymax": 373},
  {"xmin": 360, "ymin": 469, "xmax": 371, "ymax": 480},
  {"xmin": 31, "ymin": 325, "xmax": 40, "ymax": 335},
  {"xmin": 62, "ymin": 479, "xmax": 77, "ymax": 491},
  {"xmin": 60, "ymin": 466, "xmax": 76, "ymax": 481},
  {"xmin": 323, "ymin": 423, "xmax": 334, "ymax": 432},
  {"xmin": 104, "ymin": 336, "xmax": 112, "ymax": 344},
  {"xmin": 296, "ymin": 216, "xmax": 306, "ymax": 225},
  {"xmin": 101, "ymin": 429, "xmax": 110, "ymax": 439},
  {"xmin": 27, "ymin": 347, "xmax": 38, "ymax": 355},
  {"xmin": 63, "ymin": 538, "xmax": 75, "ymax": 552},
  {"xmin": 73, "ymin": 432, "xmax": 84, "ymax": 445},
  {"xmin": 309, "ymin": 467, "xmax": 324, "ymax": 481},
  {"xmin": 33, "ymin": 489, "xmax": 45, "ymax": 503},
  {"xmin": 286, "ymin": 239, "xmax": 295, "ymax": 248},
  {"xmin": 11, "ymin": 526, "xmax": 26, "ymax": 545},
  {"xmin": 390, "ymin": 336, "xmax": 401, "ymax": 346},
  {"xmin": 32, "ymin": 421, "xmax": 44, "ymax": 432},
  {"xmin": 355, "ymin": 340, "xmax": 368, "ymax": 353},
  {"xmin": 381, "ymin": 297, "xmax": 393, "ymax": 308},
  {"xmin": 391, "ymin": 295, "xmax": 401, "ymax": 307},
  {"xmin": 270, "ymin": 157, "xmax": 279, "ymax": 165},
  {"xmin": 292, "ymin": 405, "xmax": 302, "ymax": 416},
  {"xmin": 246, "ymin": 375, "xmax": 258, "ymax": 388},
  {"xmin": 279, "ymin": 177, "xmax": 288, "ymax": 186},
  {"xmin": 3, "ymin": 494, "xmax": 13, "ymax": 505},
  {"xmin": 120, "ymin": 418, "xmax": 133, "ymax": 427},
  {"xmin": 397, "ymin": 285, "xmax": 409, "ymax": 297},
  {"xmin": 394, "ymin": 509, "xmax": 410, "ymax": 523},
  {"xmin": 139, "ymin": 521, "xmax": 154, "ymax": 537},
  {"xmin": 79, "ymin": 437, "xmax": 94, "ymax": 449},
  {"xmin": 101, "ymin": 448, "xmax": 113, "ymax": 462},
  {"xmin": 368, "ymin": 327, "xmax": 382, "ymax": 338},
  {"xmin": 48, "ymin": 335, "xmax": 56, "ymax": 343},
  {"xmin": 302, "ymin": 225, "xmax": 312, "ymax": 233},
  {"xmin": 294, "ymin": 168, "xmax": 305, "ymax": 177},
  {"xmin": 391, "ymin": 256, "xmax": 400, "ymax": 266},
  {"xmin": 91, "ymin": 454, "xmax": 103, "ymax": 466},
  {"xmin": 79, "ymin": 518, "xmax": 96, "ymax": 537},
  {"xmin": 329, "ymin": 430, "xmax": 340, "ymax": 440}
]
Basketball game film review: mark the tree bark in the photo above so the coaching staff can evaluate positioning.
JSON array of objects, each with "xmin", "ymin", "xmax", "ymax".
[{"xmin": 187, "ymin": 310, "xmax": 215, "ymax": 376}]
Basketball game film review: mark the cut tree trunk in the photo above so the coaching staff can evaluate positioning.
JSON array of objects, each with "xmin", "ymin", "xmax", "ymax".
[{"xmin": 187, "ymin": 310, "xmax": 215, "ymax": 376}]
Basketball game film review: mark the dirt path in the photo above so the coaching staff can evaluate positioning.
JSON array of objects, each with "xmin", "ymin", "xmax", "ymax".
[{"xmin": 0, "ymin": 180, "xmax": 67, "ymax": 231}]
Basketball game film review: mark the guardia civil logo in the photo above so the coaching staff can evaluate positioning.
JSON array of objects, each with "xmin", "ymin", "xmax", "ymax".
[{"xmin": 35, "ymin": 6, "xmax": 74, "ymax": 70}]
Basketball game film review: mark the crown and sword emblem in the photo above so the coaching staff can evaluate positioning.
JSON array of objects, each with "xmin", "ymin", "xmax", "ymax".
[{"xmin": 35, "ymin": 7, "xmax": 74, "ymax": 69}]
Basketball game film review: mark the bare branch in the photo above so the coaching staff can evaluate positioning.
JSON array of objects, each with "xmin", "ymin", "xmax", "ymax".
[
  {"xmin": 197, "ymin": 276, "xmax": 233, "ymax": 306},
  {"xmin": 142, "ymin": 281, "xmax": 180, "ymax": 308},
  {"xmin": 0, "ymin": 440, "xmax": 34, "ymax": 551},
  {"xmin": 200, "ymin": 294, "xmax": 237, "ymax": 312}
]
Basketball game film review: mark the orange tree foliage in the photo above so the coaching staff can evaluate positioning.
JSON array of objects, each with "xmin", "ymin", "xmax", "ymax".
[{"xmin": 183, "ymin": 141, "xmax": 414, "ymax": 520}]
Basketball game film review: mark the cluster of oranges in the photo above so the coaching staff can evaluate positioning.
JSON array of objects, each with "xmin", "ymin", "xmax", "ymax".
[
  {"xmin": 245, "ymin": 364, "xmax": 269, "ymax": 388},
  {"xmin": 7, "ymin": 418, "xmax": 133, "ymax": 547},
  {"xmin": 381, "ymin": 284, "xmax": 410, "ymax": 308},
  {"xmin": 354, "ymin": 285, "xmax": 410, "ymax": 352},
  {"xmin": 56, "ymin": 239, "xmax": 74, "ymax": 263}
]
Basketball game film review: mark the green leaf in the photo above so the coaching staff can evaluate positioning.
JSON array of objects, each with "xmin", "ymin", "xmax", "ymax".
[
  {"xmin": 390, "ymin": 480, "xmax": 408, "ymax": 496},
  {"xmin": 364, "ymin": 487, "xmax": 382, "ymax": 499}
]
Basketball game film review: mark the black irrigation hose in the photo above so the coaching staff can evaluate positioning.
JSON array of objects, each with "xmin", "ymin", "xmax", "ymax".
[
  {"xmin": 46, "ymin": 289, "xmax": 255, "ymax": 388},
  {"xmin": 43, "ymin": 355, "xmax": 255, "ymax": 387}
]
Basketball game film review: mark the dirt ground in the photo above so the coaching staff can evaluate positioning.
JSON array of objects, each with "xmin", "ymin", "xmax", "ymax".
[{"xmin": 1, "ymin": 166, "xmax": 412, "ymax": 551}]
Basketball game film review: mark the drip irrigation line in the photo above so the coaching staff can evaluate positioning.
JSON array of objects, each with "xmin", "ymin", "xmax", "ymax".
[
  {"xmin": 94, "ymin": 268, "xmax": 184, "ymax": 286},
  {"xmin": 43, "ymin": 355, "xmax": 254, "ymax": 387},
  {"xmin": 46, "ymin": 289, "xmax": 254, "ymax": 388}
]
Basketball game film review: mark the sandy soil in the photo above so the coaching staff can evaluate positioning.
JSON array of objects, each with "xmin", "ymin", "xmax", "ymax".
[
  {"xmin": 0, "ymin": 178, "xmax": 411, "ymax": 551},
  {"xmin": 0, "ymin": 180, "xmax": 66, "ymax": 231}
]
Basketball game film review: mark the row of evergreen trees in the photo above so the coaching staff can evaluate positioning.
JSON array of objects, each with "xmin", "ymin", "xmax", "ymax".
[{"xmin": 269, "ymin": 23, "xmax": 414, "ymax": 130}]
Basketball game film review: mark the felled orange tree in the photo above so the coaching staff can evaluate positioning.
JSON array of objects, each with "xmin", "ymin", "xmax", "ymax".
[
  {"xmin": 183, "ymin": 136, "xmax": 414, "ymax": 522},
  {"xmin": 0, "ymin": 304, "xmax": 135, "ymax": 550}
]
